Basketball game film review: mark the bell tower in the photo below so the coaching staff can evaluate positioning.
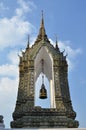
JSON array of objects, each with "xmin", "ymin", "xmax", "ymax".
[{"xmin": 11, "ymin": 12, "xmax": 79, "ymax": 128}]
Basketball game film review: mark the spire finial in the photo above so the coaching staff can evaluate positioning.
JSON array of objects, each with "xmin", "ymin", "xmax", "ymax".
[
  {"xmin": 28, "ymin": 35, "xmax": 30, "ymax": 43},
  {"xmin": 41, "ymin": 10, "xmax": 44, "ymax": 29},
  {"xmin": 35, "ymin": 11, "xmax": 49, "ymax": 43},
  {"xmin": 26, "ymin": 35, "xmax": 30, "ymax": 49},
  {"xmin": 55, "ymin": 35, "xmax": 59, "ymax": 51},
  {"xmin": 56, "ymin": 35, "xmax": 58, "ymax": 46},
  {"xmin": 42, "ymin": 10, "xmax": 43, "ymax": 19},
  {"xmin": 38, "ymin": 10, "xmax": 46, "ymax": 40},
  {"xmin": 56, "ymin": 35, "xmax": 58, "ymax": 44}
]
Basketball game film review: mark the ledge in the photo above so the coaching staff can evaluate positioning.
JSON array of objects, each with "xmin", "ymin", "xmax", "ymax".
[{"xmin": 0, "ymin": 128, "xmax": 86, "ymax": 130}]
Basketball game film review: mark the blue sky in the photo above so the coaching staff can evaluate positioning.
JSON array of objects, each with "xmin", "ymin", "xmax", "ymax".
[{"xmin": 0, "ymin": 0, "xmax": 86, "ymax": 128}]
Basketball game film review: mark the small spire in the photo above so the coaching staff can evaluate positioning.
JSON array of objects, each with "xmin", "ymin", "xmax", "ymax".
[
  {"xmin": 40, "ymin": 10, "xmax": 46, "ymax": 39},
  {"xmin": 55, "ymin": 36, "xmax": 58, "ymax": 47},
  {"xmin": 26, "ymin": 35, "xmax": 30, "ymax": 49},
  {"xmin": 55, "ymin": 36, "xmax": 59, "ymax": 51},
  {"xmin": 56, "ymin": 36, "xmax": 58, "ymax": 43},
  {"xmin": 41, "ymin": 10, "xmax": 44, "ymax": 28}
]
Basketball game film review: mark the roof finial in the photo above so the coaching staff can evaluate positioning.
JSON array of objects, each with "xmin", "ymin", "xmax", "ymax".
[
  {"xmin": 36, "ymin": 10, "xmax": 46, "ymax": 40},
  {"xmin": 42, "ymin": 10, "xmax": 43, "ymax": 19},
  {"xmin": 55, "ymin": 35, "xmax": 59, "ymax": 51},
  {"xmin": 26, "ymin": 35, "xmax": 30, "ymax": 49},
  {"xmin": 56, "ymin": 36, "xmax": 58, "ymax": 44},
  {"xmin": 41, "ymin": 10, "xmax": 44, "ymax": 30},
  {"xmin": 35, "ymin": 11, "xmax": 49, "ymax": 43}
]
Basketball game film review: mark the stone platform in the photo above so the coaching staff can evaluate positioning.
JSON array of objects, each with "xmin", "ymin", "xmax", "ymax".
[{"xmin": 11, "ymin": 108, "xmax": 79, "ymax": 128}]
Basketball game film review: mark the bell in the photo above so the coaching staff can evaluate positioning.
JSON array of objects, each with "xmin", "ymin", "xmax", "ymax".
[{"xmin": 39, "ymin": 83, "xmax": 47, "ymax": 99}]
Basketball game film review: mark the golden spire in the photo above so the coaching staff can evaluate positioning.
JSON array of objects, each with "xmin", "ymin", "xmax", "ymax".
[
  {"xmin": 39, "ymin": 10, "xmax": 46, "ymax": 39},
  {"xmin": 35, "ymin": 11, "xmax": 49, "ymax": 43},
  {"xmin": 41, "ymin": 10, "xmax": 44, "ymax": 28}
]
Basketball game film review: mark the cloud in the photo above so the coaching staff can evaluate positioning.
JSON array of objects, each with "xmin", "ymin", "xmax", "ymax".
[
  {"xmin": 16, "ymin": 0, "xmax": 30, "ymax": 17},
  {"xmin": 0, "ymin": 49, "xmax": 19, "ymax": 128},
  {"xmin": 0, "ymin": 16, "xmax": 34, "ymax": 50},
  {"xmin": 58, "ymin": 40, "xmax": 82, "ymax": 70},
  {"xmin": 0, "ymin": 49, "xmax": 19, "ymax": 78},
  {"xmin": 7, "ymin": 49, "xmax": 19, "ymax": 65},
  {"xmin": 0, "ymin": 64, "xmax": 18, "ymax": 78},
  {"xmin": 58, "ymin": 40, "xmax": 81, "ymax": 58},
  {"xmin": 49, "ymin": 39, "xmax": 82, "ymax": 70},
  {"xmin": 0, "ymin": 77, "xmax": 18, "ymax": 128},
  {"xmin": 0, "ymin": 0, "xmax": 36, "ymax": 50},
  {"xmin": 0, "ymin": 50, "xmax": 19, "ymax": 127},
  {"xmin": 0, "ymin": 77, "xmax": 18, "ymax": 95},
  {"xmin": 16, "ymin": 0, "xmax": 36, "ymax": 17}
]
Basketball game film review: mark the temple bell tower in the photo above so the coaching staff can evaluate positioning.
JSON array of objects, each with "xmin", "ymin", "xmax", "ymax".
[{"xmin": 11, "ymin": 13, "xmax": 79, "ymax": 128}]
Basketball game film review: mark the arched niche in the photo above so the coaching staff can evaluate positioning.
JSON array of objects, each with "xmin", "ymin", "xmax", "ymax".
[
  {"xmin": 35, "ymin": 73, "xmax": 50, "ymax": 108},
  {"xmin": 34, "ymin": 46, "xmax": 56, "ymax": 108}
]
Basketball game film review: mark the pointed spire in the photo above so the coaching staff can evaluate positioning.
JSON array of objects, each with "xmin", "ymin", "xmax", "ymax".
[
  {"xmin": 26, "ymin": 35, "xmax": 30, "ymax": 49},
  {"xmin": 55, "ymin": 36, "xmax": 59, "ymax": 51},
  {"xmin": 41, "ymin": 10, "xmax": 44, "ymax": 28},
  {"xmin": 40, "ymin": 10, "xmax": 46, "ymax": 38},
  {"xmin": 35, "ymin": 11, "xmax": 49, "ymax": 43},
  {"xmin": 39, "ymin": 10, "xmax": 46, "ymax": 40}
]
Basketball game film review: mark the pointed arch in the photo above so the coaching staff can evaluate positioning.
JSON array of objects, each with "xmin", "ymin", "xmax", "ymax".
[{"xmin": 34, "ymin": 46, "xmax": 56, "ymax": 108}]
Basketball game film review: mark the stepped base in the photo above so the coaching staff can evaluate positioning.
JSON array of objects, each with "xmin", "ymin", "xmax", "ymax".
[{"xmin": 11, "ymin": 108, "xmax": 79, "ymax": 128}]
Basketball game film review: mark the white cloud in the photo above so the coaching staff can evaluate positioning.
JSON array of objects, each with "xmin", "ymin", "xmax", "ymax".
[
  {"xmin": 58, "ymin": 41, "xmax": 81, "ymax": 59},
  {"xmin": 58, "ymin": 41, "xmax": 82, "ymax": 70},
  {"xmin": 7, "ymin": 49, "xmax": 19, "ymax": 65},
  {"xmin": 49, "ymin": 39, "xmax": 82, "ymax": 70},
  {"xmin": 0, "ymin": 50, "xmax": 19, "ymax": 127},
  {"xmin": 0, "ymin": 0, "xmax": 36, "ymax": 50},
  {"xmin": 0, "ymin": 64, "xmax": 18, "ymax": 78},
  {"xmin": 0, "ymin": 16, "xmax": 34, "ymax": 49},
  {"xmin": 16, "ymin": 0, "xmax": 36, "ymax": 17},
  {"xmin": 0, "ymin": 77, "xmax": 18, "ymax": 95},
  {"xmin": 0, "ymin": 77, "xmax": 18, "ymax": 128}
]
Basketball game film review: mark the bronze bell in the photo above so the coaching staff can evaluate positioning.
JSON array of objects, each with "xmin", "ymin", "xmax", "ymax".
[{"xmin": 39, "ymin": 83, "xmax": 47, "ymax": 99}]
